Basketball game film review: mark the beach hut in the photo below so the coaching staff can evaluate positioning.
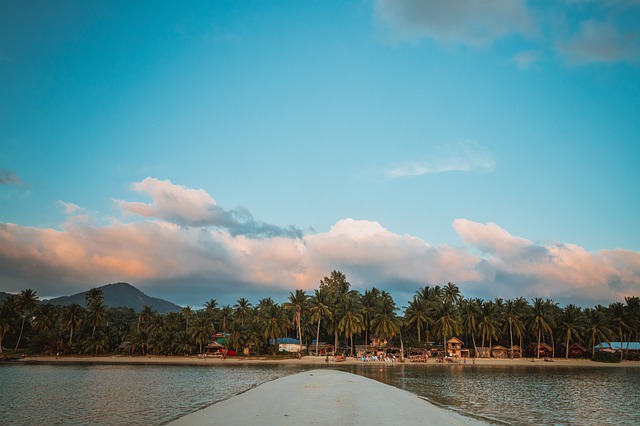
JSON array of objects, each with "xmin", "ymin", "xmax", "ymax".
[
  {"xmin": 206, "ymin": 341, "xmax": 224, "ymax": 354},
  {"xmin": 508, "ymin": 345, "xmax": 522, "ymax": 358},
  {"xmin": 308, "ymin": 342, "xmax": 334, "ymax": 356},
  {"xmin": 528, "ymin": 342, "xmax": 553, "ymax": 358},
  {"xmin": 446, "ymin": 337, "xmax": 469, "ymax": 358},
  {"xmin": 491, "ymin": 345, "xmax": 508, "ymax": 359},
  {"xmin": 558, "ymin": 343, "xmax": 588, "ymax": 358},
  {"xmin": 475, "ymin": 347, "xmax": 491, "ymax": 358}
]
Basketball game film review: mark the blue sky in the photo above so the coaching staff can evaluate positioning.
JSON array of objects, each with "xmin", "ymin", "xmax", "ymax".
[{"xmin": 1, "ymin": 0, "xmax": 639, "ymax": 307}]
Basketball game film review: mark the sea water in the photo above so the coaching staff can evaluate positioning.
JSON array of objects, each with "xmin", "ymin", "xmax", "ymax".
[{"xmin": 1, "ymin": 362, "xmax": 639, "ymax": 425}]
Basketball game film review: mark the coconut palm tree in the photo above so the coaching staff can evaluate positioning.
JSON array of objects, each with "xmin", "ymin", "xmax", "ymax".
[
  {"xmin": 285, "ymin": 290, "xmax": 307, "ymax": 350},
  {"xmin": 0, "ymin": 302, "xmax": 15, "ymax": 354},
  {"xmin": 443, "ymin": 282, "xmax": 462, "ymax": 306},
  {"xmin": 85, "ymin": 288, "xmax": 104, "ymax": 308},
  {"xmin": 181, "ymin": 306, "xmax": 194, "ymax": 332},
  {"xmin": 190, "ymin": 315, "xmax": 214, "ymax": 354},
  {"xmin": 309, "ymin": 288, "xmax": 332, "ymax": 355},
  {"xmin": 559, "ymin": 304, "xmax": 584, "ymax": 359},
  {"xmin": 460, "ymin": 298, "xmax": 480, "ymax": 357},
  {"xmin": 262, "ymin": 304, "xmax": 287, "ymax": 344},
  {"xmin": 435, "ymin": 302, "xmax": 462, "ymax": 354},
  {"xmin": 372, "ymin": 296, "xmax": 402, "ymax": 343},
  {"xmin": 14, "ymin": 289, "xmax": 38, "ymax": 350},
  {"xmin": 87, "ymin": 300, "xmax": 108, "ymax": 339},
  {"xmin": 404, "ymin": 296, "xmax": 433, "ymax": 343},
  {"xmin": 360, "ymin": 288, "xmax": 380, "ymax": 346},
  {"xmin": 218, "ymin": 305, "xmax": 234, "ymax": 333},
  {"xmin": 478, "ymin": 301, "xmax": 502, "ymax": 357},
  {"xmin": 338, "ymin": 296, "xmax": 364, "ymax": 356},
  {"xmin": 607, "ymin": 302, "xmax": 631, "ymax": 360},
  {"xmin": 529, "ymin": 298, "xmax": 553, "ymax": 359},
  {"xmin": 60, "ymin": 304, "xmax": 84, "ymax": 347},
  {"xmin": 503, "ymin": 299, "xmax": 526, "ymax": 358},
  {"xmin": 137, "ymin": 306, "xmax": 156, "ymax": 332},
  {"xmin": 234, "ymin": 298, "xmax": 252, "ymax": 326},
  {"xmin": 584, "ymin": 308, "xmax": 614, "ymax": 357}
]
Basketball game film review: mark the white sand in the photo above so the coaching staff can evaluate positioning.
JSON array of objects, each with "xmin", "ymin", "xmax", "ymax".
[{"xmin": 169, "ymin": 369, "xmax": 488, "ymax": 425}]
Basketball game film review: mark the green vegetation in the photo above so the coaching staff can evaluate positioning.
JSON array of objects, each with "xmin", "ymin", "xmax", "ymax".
[{"xmin": 1, "ymin": 271, "xmax": 638, "ymax": 360}]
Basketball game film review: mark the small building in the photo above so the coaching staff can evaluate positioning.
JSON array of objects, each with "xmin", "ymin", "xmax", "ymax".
[
  {"xmin": 308, "ymin": 342, "xmax": 334, "ymax": 356},
  {"xmin": 475, "ymin": 347, "xmax": 491, "ymax": 358},
  {"xmin": 528, "ymin": 342, "xmax": 553, "ymax": 358},
  {"xmin": 270, "ymin": 338, "xmax": 302, "ymax": 353},
  {"xmin": 558, "ymin": 343, "xmax": 588, "ymax": 358},
  {"xmin": 595, "ymin": 342, "xmax": 640, "ymax": 360},
  {"xmin": 508, "ymin": 345, "xmax": 522, "ymax": 358},
  {"xmin": 446, "ymin": 337, "xmax": 470, "ymax": 358},
  {"xmin": 491, "ymin": 345, "xmax": 508, "ymax": 359}
]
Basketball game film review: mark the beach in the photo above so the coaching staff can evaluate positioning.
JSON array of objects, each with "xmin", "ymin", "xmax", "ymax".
[
  {"xmin": 13, "ymin": 354, "xmax": 639, "ymax": 368},
  {"xmin": 169, "ymin": 369, "xmax": 487, "ymax": 425}
]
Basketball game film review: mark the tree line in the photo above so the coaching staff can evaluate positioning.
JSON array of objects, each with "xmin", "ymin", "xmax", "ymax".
[{"xmin": 1, "ymin": 270, "xmax": 638, "ymax": 360}]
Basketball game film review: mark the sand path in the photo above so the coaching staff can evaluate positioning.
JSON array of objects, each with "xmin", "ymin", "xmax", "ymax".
[{"xmin": 169, "ymin": 369, "xmax": 487, "ymax": 425}]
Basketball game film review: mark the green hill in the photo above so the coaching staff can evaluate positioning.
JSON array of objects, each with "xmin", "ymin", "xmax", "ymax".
[{"xmin": 46, "ymin": 282, "xmax": 182, "ymax": 314}]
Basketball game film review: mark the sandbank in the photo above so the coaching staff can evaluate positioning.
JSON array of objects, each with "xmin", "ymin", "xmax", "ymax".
[{"xmin": 169, "ymin": 369, "xmax": 488, "ymax": 425}]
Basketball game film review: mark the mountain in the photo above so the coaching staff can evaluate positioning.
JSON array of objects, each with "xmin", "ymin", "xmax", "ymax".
[
  {"xmin": 46, "ymin": 282, "xmax": 182, "ymax": 314},
  {"xmin": 0, "ymin": 291, "xmax": 10, "ymax": 302}
]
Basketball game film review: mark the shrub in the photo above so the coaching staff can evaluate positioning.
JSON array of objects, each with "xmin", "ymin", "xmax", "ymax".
[{"xmin": 592, "ymin": 351, "xmax": 620, "ymax": 363}]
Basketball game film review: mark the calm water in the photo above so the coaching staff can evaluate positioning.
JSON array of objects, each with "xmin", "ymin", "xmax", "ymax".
[{"xmin": 1, "ymin": 362, "xmax": 639, "ymax": 425}]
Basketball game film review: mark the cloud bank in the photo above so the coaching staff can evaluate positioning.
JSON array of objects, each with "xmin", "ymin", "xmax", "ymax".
[{"xmin": 0, "ymin": 177, "xmax": 638, "ymax": 306}]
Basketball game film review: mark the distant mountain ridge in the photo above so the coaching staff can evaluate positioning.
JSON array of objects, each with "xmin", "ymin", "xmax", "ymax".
[{"xmin": 46, "ymin": 282, "xmax": 182, "ymax": 314}]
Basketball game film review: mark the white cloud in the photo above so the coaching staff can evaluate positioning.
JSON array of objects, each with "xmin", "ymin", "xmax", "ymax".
[
  {"xmin": 374, "ymin": 0, "xmax": 535, "ymax": 46},
  {"xmin": 511, "ymin": 50, "xmax": 542, "ymax": 69},
  {"xmin": 1, "ymin": 179, "xmax": 638, "ymax": 306},
  {"xmin": 384, "ymin": 140, "xmax": 496, "ymax": 178}
]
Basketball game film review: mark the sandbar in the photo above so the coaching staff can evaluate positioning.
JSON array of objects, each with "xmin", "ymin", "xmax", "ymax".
[{"xmin": 169, "ymin": 369, "xmax": 487, "ymax": 425}]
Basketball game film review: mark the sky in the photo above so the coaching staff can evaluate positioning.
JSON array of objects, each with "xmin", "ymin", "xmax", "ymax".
[{"xmin": 1, "ymin": 0, "xmax": 639, "ymax": 308}]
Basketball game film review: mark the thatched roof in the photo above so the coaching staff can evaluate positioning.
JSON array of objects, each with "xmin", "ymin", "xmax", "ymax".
[{"xmin": 491, "ymin": 345, "xmax": 508, "ymax": 351}]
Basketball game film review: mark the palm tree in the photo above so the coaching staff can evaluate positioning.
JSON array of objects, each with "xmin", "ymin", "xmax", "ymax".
[
  {"xmin": 181, "ymin": 306, "xmax": 194, "ymax": 332},
  {"xmin": 559, "ymin": 304, "xmax": 584, "ymax": 359},
  {"xmin": 285, "ymin": 290, "xmax": 307, "ymax": 350},
  {"xmin": 529, "ymin": 298, "xmax": 553, "ymax": 359},
  {"xmin": 87, "ymin": 300, "xmax": 108, "ymax": 339},
  {"xmin": 360, "ymin": 288, "xmax": 380, "ymax": 346},
  {"xmin": 14, "ymin": 289, "xmax": 38, "ymax": 350},
  {"xmin": 190, "ymin": 315, "xmax": 214, "ymax": 354},
  {"xmin": 338, "ymin": 296, "xmax": 364, "ymax": 356},
  {"xmin": 85, "ymin": 288, "xmax": 104, "ymax": 308},
  {"xmin": 443, "ymin": 282, "xmax": 462, "ymax": 306},
  {"xmin": 503, "ymin": 299, "xmax": 526, "ymax": 358},
  {"xmin": 60, "ymin": 304, "xmax": 84, "ymax": 346},
  {"xmin": 137, "ymin": 306, "xmax": 156, "ymax": 331},
  {"xmin": 372, "ymin": 296, "xmax": 402, "ymax": 343},
  {"xmin": 0, "ymin": 302, "xmax": 15, "ymax": 354},
  {"xmin": 404, "ymin": 296, "xmax": 433, "ymax": 343},
  {"xmin": 460, "ymin": 298, "xmax": 480, "ymax": 357},
  {"xmin": 262, "ymin": 304, "xmax": 287, "ymax": 344},
  {"xmin": 584, "ymin": 308, "xmax": 614, "ymax": 357},
  {"xmin": 309, "ymin": 288, "xmax": 332, "ymax": 356},
  {"xmin": 234, "ymin": 298, "xmax": 252, "ymax": 326},
  {"xmin": 608, "ymin": 302, "xmax": 630, "ymax": 360},
  {"xmin": 434, "ymin": 302, "xmax": 462, "ymax": 354},
  {"xmin": 478, "ymin": 301, "xmax": 502, "ymax": 357}
]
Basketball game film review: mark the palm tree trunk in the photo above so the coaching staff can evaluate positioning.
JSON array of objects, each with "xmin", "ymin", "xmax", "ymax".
[
  {"xmin": 15, "ymin": 316, "xmax": 26, "ymax": 350},
  {"xmin": 566, "ymin": 335, "xmax": 570, "ymax": 359},
  {"xmin": 350, "ymin": 333, "xmax": 353, "ymax": 357},
  {"xmin": 509, "ymin": 323, "xmax": 514, "ymax": 359},
  {"xmin": 537, "ymin": 327, "xmax": 541, "ymax": 359},
  {"xmin": 315, "ymin": 318, "xmax": 321, "ymax": 356},
  {"xmin": 69, "ymin": 325, "xmax": 74, "ymax": 346},
  {"xmin": 471, "ymin": 330, "xmax": 478, "ymax": 359}
]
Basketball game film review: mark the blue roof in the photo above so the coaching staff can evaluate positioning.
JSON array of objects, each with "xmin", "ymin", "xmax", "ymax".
[{"xmin": 595, "ymin": 342, "xmax": 640, "ymax": 350}]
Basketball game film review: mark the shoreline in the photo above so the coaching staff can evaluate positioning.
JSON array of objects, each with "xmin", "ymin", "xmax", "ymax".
[{"xmin": 9, "ymin": 354, "xmax": 640, "ymax": 368}]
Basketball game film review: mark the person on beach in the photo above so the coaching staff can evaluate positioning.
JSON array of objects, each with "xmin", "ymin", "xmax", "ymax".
[{"xmin": 325, "ymin": 355, "xmax": 329, "ymax": 365}]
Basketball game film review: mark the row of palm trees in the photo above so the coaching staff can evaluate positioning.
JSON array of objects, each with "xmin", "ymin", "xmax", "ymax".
[{"xmin": 2, "ymin": 271, "xmax": 639, "ymax": 360}]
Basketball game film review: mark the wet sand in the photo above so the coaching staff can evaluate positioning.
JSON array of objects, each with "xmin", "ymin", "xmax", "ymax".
[{"xmin": 169, "ymin": 369, "xmax": 488, "ymax": 425}]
